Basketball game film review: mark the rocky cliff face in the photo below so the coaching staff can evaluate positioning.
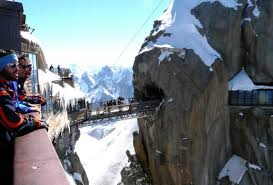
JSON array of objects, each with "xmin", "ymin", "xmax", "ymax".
[
  {"xmin": 48, "ymin": 112, "xmax": 89, "ymax": 185},
  {"xmin": 228, "ymin": 107, "xmax": 273, "ymax": 185},
  {"xmin": 53, "ymin": 125, "xmax": 89, "ymax": 185},
  {"xmin": 131, "ymin": 0, "xmax": 273, "ymax": 185}
]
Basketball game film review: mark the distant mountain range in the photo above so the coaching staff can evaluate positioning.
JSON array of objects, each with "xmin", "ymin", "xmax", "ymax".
[{"xmin": 71, "ymin": 65, "xmax": 134, "ymax": 103}]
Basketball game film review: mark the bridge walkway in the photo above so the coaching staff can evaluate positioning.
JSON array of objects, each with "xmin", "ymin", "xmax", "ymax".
[{"xmin": 68, "ymin": 99, "xmax": 161, "ymax": 126}]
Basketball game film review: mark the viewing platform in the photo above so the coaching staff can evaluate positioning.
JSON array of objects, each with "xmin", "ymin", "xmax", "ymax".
[
  {"xmin": 229, "ymin": 89, "xmax": 273, "ymax": 117},
  {"xmin": 229, "ymin": 89, "xmax": 273, "ymax": 107},
  {"xmin": 50, "ymin": 67, "xmax": 74, "ymax": 87}
]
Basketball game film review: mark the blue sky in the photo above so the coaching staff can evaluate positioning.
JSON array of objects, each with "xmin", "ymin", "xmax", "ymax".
[{"xmin": 17, "ymin": 0, "xmax": 170, "ymax": 69}]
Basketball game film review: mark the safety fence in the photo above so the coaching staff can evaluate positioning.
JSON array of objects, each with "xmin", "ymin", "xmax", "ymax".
[
  {"xmin": 68, "ymin": 99, "xmax": 161, "ymax": 125},
  {"xmin": 49, "ymin": 67, "xmax": 72, "ymax": 78},
  {"xmin": 66, "ymin": 97, "xmax": 134, "ymax": 114}
]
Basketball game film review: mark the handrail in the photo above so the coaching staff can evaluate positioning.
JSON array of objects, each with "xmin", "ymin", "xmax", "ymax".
[
  {"xmin": 14, "ymin": 129, "xmax": 70, "ymax": 185},
  {"xmin": 69, "ymin": 99, "xmax": 161, "ymax": 125}
]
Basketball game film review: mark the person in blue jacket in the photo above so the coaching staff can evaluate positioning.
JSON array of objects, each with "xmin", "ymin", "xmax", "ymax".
[
  {"xmin": 0, "ymin": 49, "xmax": 48, "ymax": 185},
  {"xmin": 9, "ymin": 54, "xmax": 46, "ymax": 115},
  {"xmin": 9, "ymin": 80, "xmax": 40, "ymax": 114},
  {"xmin": 0, "ymin": 50, "xmax": 48, "ymax": 138}
]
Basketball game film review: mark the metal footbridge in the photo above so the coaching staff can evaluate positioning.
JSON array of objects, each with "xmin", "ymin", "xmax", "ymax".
[
  {"xmin": 68, "ymin": 99, "xmax": 161, "ymax": 127},
  {"xmin": 69, "ymin": 89, "xmax": 273, "ymax": 126}
]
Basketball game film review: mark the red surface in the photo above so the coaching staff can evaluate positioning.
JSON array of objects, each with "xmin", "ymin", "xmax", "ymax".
[{"xmin": 14, "ymin": 129, "xmax": 70, "ymax": 185}]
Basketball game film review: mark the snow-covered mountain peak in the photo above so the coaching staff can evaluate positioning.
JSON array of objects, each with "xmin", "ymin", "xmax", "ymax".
[
  {"xmin": 96, "ymin": 65, "xmax": 113, "ymax": 79},
  {"xmin": 81, "ymin": 72, "xmax": 96, "ymax": 87},
  {"xmin": 73, "ymin": 65, "xmax": 133, "ymax": 103}
]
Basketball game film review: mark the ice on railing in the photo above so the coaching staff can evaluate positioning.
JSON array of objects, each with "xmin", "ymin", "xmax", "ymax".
[
  {"xmin": 38, "ymin": 69, "xmax": 85, "ymax": 121},
  {"xmin": 39, "ymin": 69, "xmax": 84, "ymax": 98}
]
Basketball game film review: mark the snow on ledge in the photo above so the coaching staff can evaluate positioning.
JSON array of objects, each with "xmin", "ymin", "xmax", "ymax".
[
  {"xmin": 247, "ymin": 163, "xmax": 261, "ymax": 171},
  {"xmin": 20, "ymin": 31, "xmax": 41, "ymax": 46},
  {"xmin": 218, "ymin": 155, "xmax": 263, "ymax": 184},
  {"xmin": 247, "ymin": 0, "xmax": 254, "ymax": 7},
  {"xmin": 140, "ymin": 0, "xmax": 243, "ymax": 68},
  {"xmin": 252, "ymin": 4, "xmax": 260, "ymax": 17},
  {"xmin": 259, "ymin": 142, "xmax": 267, "ymax": 149},
  {"xmin": 65, "ymin": 172, "xmax": 77, "ymax": 185},
  {"xmin": 218, "ymin": 155, "xmax": 247, "ymax": 184},
  {"xmin": 158, "ymin": 50, "xmax": 173, "ymax": 65},
  {"xmin": 73, "ymin": 172, "xmax": 84, "ymax": 184},
  {"xmin": 228, "ymin": 69, "xmax": 273, "ymax": 91}
]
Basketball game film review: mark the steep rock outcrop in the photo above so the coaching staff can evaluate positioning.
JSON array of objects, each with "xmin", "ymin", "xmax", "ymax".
[
  {"xmin": 118, "ymin": 150, "xmax": 152, "ymax": 185},
  {"xmin": 192, "ymin": 1, "xmax": 245, "ymax": 79},
  {"xmin": 229, "ymin": 108, "xmax": 273, "ymax": 185},
  {"xmin": 49, "ymin": 113, "xmax": 89, "ymax": 185},
  {"xmin": 243, "ymin": 0, "xmax": 273, "ymax": 84},
  {"xmin": 133, "ymin": 47, "xmax": 230, "ymax": 185},
  {"xmin": 131, "ymin": 0, "xmax": 273, "ymax": 185}
]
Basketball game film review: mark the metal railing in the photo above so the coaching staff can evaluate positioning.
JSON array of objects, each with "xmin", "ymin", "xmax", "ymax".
[
  {"xmin": 49, "ymin": 67, "xmax": 72, "ymax": 78},
  {"xmin": 68, "ymin": 99, "xmax": 161, "ymax": 126}
]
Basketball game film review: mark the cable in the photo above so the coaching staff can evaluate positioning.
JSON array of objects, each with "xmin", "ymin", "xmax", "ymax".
[{"xmin": 115, "ymin": 0, "xmax": 166, "ymax": 64}]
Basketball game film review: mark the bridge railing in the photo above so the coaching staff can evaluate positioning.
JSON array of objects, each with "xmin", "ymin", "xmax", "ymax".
[
  {"xmin": 68, "ymin": 99, "xmax": 161, "ymax": 124},
  {"xmin": 66, "ymin": 98, "xmax": 86, "ymax": 113},
  {"xmin": 49, "ymin": 67, "xmax": 72, "ymax": 79},
  {"xmin": 229, "ymin": 90, "xmax": 273, "ymax": 106},
  {"xmin": 67, "ymin": 97, "xmax": 136, "ymax": 114}
]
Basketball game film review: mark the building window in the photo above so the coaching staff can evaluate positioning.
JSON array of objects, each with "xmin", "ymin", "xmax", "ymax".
[
  {"xmin": 238, "ymin": 91, "xmax": 245, "ymax": 105},
  {"xmin": 229, "ymin": 91, "xmax": 238, "ymax": 105},
  {"xmin": 22, "ymin": 52, "xmax": 39, "ymax": 94},
  {"xmin": 251, "ymin": 90, "xmax": 258, "ymax": 105},
  {"xmin": 245, "ymin": 91, "xmax": 252, "ymax": 105},
  {"xmin": 28, "ymin": 53, "xmax": 38, "ymax": 94}
]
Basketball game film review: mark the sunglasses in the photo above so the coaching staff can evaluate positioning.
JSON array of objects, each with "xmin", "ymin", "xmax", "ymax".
[
  {"xmin": 7, "ymin": 63, "xmax": 18, "ymax": 68},
  {"xmin": 19, "ymin": 64, "xmax": 32, "ymax": 69}
]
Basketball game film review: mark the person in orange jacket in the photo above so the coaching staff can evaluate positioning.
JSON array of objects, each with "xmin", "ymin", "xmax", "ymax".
[
  {"xmin": 0, "ymin": 50, "xmax": 48, "ymax": 141},
  {"xmin": 8, "ymin": 53, "xmax": 47, "ymax": 118},
  {"xmin": 0, "ymin": 49, "xmax": 48, "ymax": 185}
]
